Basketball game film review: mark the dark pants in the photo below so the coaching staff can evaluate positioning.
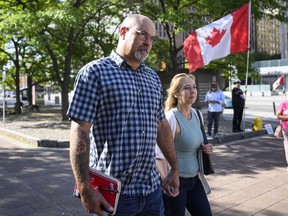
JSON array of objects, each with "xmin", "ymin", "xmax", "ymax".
[
  {"xmin": 233, "ymin": 105, "xmax": 244, "ymax": 131},
  {"xmin": 163, "ymin": 175, "xmax": 212, "ymax": 216},
  {"xmin": 207, "ymin": 111, "xmax": 222, "ymax": 135},
  {"xmin": 114, "ymin": 186, "xmax": 164, "ymax": 216}
]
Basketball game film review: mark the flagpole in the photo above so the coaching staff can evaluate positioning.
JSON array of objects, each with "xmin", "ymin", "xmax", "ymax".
[
  {"xmin": 242, "ymin": 49, "xmax": 250, "ymax": 135},
  {"xmin": 242, "ymin": 1, "xmax": 251, "ymax": 136}
]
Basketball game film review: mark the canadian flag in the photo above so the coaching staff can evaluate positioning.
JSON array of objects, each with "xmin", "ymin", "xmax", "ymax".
[
  {"xmin": 184, "ymin": 3, "xmax": 250, "ymax": 72},
  {"xmin": 272, "ymin": 75, "xmax": 284, "ymax": 91}
]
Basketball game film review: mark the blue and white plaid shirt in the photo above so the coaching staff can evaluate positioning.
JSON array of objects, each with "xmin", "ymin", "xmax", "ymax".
[{"xmin": 67, "ymin": 51, "xmax": 165, "ymax": 196}]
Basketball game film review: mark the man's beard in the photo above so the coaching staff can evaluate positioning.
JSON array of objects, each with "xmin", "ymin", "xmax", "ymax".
[{"xmin": 134, "ymin": 49, "xmax": 148, "ymax": 62}]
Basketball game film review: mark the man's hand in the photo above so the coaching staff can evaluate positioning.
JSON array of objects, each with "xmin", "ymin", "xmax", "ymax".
[
  {"xmin": 162, "ymin": 168, "xmax": 179, "ymax": 197},
  {"xmin": 79, "ymin": 185, "xmax": 114, "ymax": 216}
]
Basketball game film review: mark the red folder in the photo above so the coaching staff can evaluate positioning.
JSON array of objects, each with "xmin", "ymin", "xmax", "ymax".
[{"xmin": 73, "ymin": 168, "xmax": 121, "ymax": 215}]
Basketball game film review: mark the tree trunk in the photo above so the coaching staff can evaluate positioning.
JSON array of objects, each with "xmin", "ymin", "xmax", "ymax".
[
  {"xmin": 61, "ymin": 83, "xmax": 69, "ymax": 121},
  {"xmin": 27, "ymin": 75, "xmax": 33, "ymax": 106},
  {"xmin": 170, "ymin": 49, "xmax": 179, "ymax": 74},
  {"xmin": 15, "ymin": 64, "xmax": 22, "ymax": 114}
]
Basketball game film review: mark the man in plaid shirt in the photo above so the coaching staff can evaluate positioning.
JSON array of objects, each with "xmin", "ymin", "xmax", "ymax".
[{"xmin": 67, "ymin": 14, "xmax": 179, "ymax": 216}]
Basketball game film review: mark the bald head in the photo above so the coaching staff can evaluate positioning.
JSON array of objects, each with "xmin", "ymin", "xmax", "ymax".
[
  {"xmin": 116, "ymin": 14, "xmax": 156, "ymax": 70},
  {"xmin": 120, "ymin": 14, "xmax": 155, "ymax": 33}
]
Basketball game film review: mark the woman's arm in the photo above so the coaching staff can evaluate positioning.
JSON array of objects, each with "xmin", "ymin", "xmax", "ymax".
[{"xmin": 276, "ymin": 109, "xmax": 288, "ymax": 121}]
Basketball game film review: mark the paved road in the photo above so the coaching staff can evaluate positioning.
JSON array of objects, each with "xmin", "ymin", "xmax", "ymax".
[
  {"xmin": 1, "ymin": 134, "xmax": 288, "ymax": 216},
  {"xmin": 223, "ymin": 94, "xmax": 285, "ymax": 121}
]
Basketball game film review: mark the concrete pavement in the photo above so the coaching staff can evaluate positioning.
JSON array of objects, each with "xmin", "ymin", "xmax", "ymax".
[
  {"xmin": 0, "ymin": 135, "xmax": 87, "ymax": 216},
  {"xmin": 206, "ymin": 136, "xmax": 288, "ymax": 216},
  {"xmin": 1, "ymin": 133, "xmax": 288, "ymax": 216}
]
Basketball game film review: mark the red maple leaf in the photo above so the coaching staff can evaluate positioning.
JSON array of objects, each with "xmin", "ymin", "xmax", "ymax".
[{"xmin": 205, "ymin": 27, "xmax": 227, "ymax": 47}]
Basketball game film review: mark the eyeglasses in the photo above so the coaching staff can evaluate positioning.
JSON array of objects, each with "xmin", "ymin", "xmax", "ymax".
[{"xmin": 127, "ymin": 28, "xmax": 156, "ymax": 44}]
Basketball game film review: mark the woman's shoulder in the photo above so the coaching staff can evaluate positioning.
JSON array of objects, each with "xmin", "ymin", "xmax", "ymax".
[
  {"xmin": 279, "ymin": 100, "xmax": 288, "ymax": 107},
  {"xmin": 191, "ymin": 107, "xmax": 197, "ymax": 113},
  {"xmin": 165, "ymin": 109, "xmax": 175, "ymax": 119},
  {"xmin": 191, "ymin": 108, "xmax": 201, "ymax": 118}
]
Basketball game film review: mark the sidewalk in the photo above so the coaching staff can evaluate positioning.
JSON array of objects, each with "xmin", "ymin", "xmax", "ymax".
[
  {"xmin": 1, "ymin": 131, "xmax": 288, "ymax": 216},
  {"xmin": 206, "ymin": 135, "xmax": 288, "ymax": 216}
]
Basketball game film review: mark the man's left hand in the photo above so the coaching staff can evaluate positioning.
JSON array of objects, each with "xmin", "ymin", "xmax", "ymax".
[{"xmin": 162, "ymin": 169, "xmax": 179, "ymax": 197}]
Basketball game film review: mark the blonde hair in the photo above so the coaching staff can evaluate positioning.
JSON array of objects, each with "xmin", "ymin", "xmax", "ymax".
[{"xmin": 164, "ymin": 73, "xmax": 195, "ymax": 112}]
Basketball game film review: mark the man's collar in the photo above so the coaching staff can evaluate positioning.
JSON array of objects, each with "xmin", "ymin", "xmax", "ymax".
[{"xmin": 110, "ymin": 51, "xmax": 145, "ymax": 71}]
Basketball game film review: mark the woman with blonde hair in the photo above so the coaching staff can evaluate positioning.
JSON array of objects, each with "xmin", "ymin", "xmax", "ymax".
[{"xmin": 156, "ymin": 73, "xmax": 213, "ymax": 216}]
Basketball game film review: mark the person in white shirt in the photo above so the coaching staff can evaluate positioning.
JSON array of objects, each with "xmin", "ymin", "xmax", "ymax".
[{"xmin": 204, "ymin": 81, "xmax": 225, "ymax": 138}]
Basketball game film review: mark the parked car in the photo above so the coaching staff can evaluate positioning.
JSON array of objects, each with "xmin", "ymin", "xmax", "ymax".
[
  {"xmin": 0, "ymin": 91, "xmax": 16, "ymax": 98},
  {"xmin": 224, "ymin": 95, "xmax": 233, "ymax": 108}
]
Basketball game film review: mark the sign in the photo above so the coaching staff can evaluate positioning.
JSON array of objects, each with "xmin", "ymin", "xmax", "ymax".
[{"xmin": 264, "ymin": 124, "xmax": 274, "ymax": 136}]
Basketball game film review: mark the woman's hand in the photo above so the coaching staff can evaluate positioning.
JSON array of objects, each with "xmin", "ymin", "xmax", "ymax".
[{"xmin": 202, "ymin": 144, "xmax": 213, "ymax": 155}]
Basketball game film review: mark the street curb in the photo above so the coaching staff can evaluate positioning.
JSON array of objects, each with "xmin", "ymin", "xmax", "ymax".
[
  {"xmin": 207, "ymin": 129, "xmax": 268, "ymax": 145},
  {"xmin": 0, "ymin": 127, "xmax": 69, "ymax": 148},
  {"xmin": 0, "ymin": 126, "xmax": 269, "ymax": 148}
]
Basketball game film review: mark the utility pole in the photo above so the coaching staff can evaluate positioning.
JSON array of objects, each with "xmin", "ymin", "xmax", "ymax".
[{"xmin": 2, "ymin": 70, "xmax": 6, "ymax": 124}]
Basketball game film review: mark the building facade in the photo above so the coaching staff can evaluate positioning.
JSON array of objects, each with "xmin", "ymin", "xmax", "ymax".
[
  {"xmin": 251, "ymin": 14, "xmax": 281, "ymax": 55},
  {"xmin": 280, "ymin": 1, "xmax": 288, "ymax": 59}
]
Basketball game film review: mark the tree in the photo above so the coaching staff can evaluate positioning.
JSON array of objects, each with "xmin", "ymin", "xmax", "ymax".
[
  {"xmin": 30, "ymin": 0, "xmax": 129, "ymax": 120},
  {"xmin": 0, "ymin": 0, "xmax": 53, "ymax": 113},
  {"xmin": 1, "ymin": 0, "xmax": 127, "ymax": 119},
  {"xmin": 133, "ymin": 0, "xmax": 202, "ymax": 74},
  {"xmin": 0, "ymin": 1, "xmax": 28, "ymax": 114}
]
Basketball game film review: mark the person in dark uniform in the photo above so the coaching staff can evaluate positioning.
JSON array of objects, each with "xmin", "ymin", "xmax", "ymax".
[{"xmin": 232, "ymin": 80, "xmax": 245, "ymax": 132}]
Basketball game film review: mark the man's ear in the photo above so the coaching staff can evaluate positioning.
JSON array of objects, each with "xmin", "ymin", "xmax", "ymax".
[{"xmin": 119, "ymin": 27, "xmax": 128, "ymax": 39}]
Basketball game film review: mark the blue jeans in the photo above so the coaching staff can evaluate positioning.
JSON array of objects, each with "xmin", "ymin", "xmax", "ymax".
[
  {"xmin": 112, "ymin": 186, "xmax": 164, "ymax": 216},
  {"xmin": 163, "ymin": 175, "xmax": 212, "ymax": 216},
  {"xmin": 207, "ymin": 111, "xmax": 221, "ymax": 135}
]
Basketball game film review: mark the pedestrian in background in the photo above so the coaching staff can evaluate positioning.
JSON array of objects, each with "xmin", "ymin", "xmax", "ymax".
[
  {"xmin": 232, "ymin": 80, "xmax": 245, "ymax": 132},
  {"xmin": 276, "ymin": 97, "xmax": 288, "ymax": 171},
  {"xmin": 204, "ymin": 81, "xmax": 225, "ymax": 138},
  {"xmin": 156, "ymin": 73, "xmax": 213, "ymax": 216},
  {"xmin": 67, "ymin": 14, "xmax": 179, "ymax": 216}
]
